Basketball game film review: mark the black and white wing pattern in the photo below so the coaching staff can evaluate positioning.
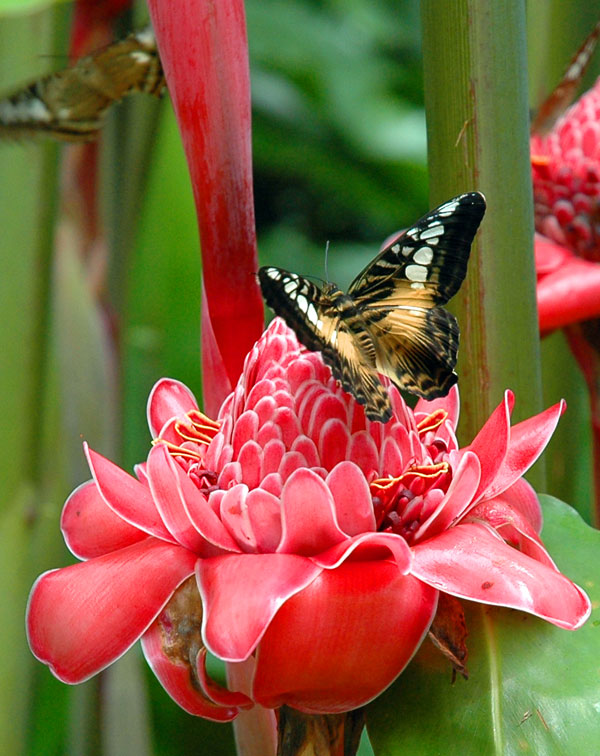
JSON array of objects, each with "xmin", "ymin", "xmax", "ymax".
[
  {"xmin": 258, "ymin": 192, "xmax": 486, "ymax": 422},
  {"xmin": 258, "ymin": 267, "xmax": 393, "ymax": 420},
  {"xmin": 0, "ymin": 26, "xmax": 164, "ymax": 142},
  {"xmin": 350, "ymin": 192, "xmax": 486, "ymax": 400}
]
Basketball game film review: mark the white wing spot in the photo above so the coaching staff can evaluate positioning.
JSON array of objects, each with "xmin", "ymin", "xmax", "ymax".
[
  {"xmin": 295, "ymin": 294, "xmax": 309, "ymax": 313},
  {"xmin": 421, "ymin": 224, "xmax": 445, "ymax": 239},
  {"xmin": 391, "ymin": 243, "xmax": 400, "ymax": 254},
  {"xmin": 401, "ymin": 246, "xmax": 413, "ymax": 257},
  {"xmin": 330, "ymin": 331, "xmax": 338, "ymax": 346},
  {"xmin": 410, "ymin": 282, "xmax": 425, "ymax": 290},
  {"xmin": 413, "ymin": 247, "xmax": 433, "ymax": 265},
  {"xmin": 406, "ymin": 264, "xmax": 428, "ymax": 282},
  {"xmin": 283, "ymin": 279, "xmax": 298, "ymax": 294},
  {"xmin": 306, "ymin": 304, "xmax": 320, "ymax": 326},
  {"xmin": 130, "ymin": 51, "xmax": 152, "ymax": 64},
  {"xmin": 437, "ymin": 201, "xmax": 459, "ymax": 217}
]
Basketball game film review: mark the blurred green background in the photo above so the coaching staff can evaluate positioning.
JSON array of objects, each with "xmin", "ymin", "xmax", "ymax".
[{"xmin": 1, "ymin": 0, "xmax": 599, "ymax": 753}]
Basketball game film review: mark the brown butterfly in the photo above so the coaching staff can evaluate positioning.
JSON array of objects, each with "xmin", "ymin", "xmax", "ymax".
[
  {"xmin": 259, "ymin": 193, "xmax": 486, "ymax": 422},
  {"xmin": 0, "ymin": 26, "xmax": 163, "ymax": 142}
]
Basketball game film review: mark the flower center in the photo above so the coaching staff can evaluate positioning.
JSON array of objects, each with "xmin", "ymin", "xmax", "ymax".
[
  {"xmin": 154, "ymin": 409, "xmax": 221, "ymax": 496},
  {"xmin": 371, "ymin": 461, "xmax": 450, "ymax": 541}
]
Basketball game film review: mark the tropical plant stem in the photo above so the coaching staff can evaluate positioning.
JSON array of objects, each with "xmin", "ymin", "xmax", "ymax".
[{"xmin": 421, "ymin": 1, "xmax": 545, "ymax": 490}]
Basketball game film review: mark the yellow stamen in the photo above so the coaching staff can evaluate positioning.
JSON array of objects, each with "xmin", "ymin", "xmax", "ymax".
[
  {"xmin": 371, "ymin": 461, "xmax": 449, "ymax": 491},
  {"xmin": 151, "ymin": 439, "xmax": 204, "ymax": 461},
  {"xmin": 417, "ymin": 408, "xmax": 448, "ymax": 435}
]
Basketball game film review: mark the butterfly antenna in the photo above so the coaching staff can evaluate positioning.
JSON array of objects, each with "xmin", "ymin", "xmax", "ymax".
[{"xmin": 324, "ymin": 240, "xmax": 330, "ymax": 283}]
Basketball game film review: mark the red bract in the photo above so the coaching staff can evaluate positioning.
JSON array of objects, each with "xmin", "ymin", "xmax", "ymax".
[
  {"xmin": 535, "ymin": 233, "xmax": 600, "ymax": 333},
  {"xmin": 147, "ymin": 0, "xmax": 264, "ymax": 415},
  {"xmin": 27, "ymin": 319, "xmax": 591, "ymax": 717}
]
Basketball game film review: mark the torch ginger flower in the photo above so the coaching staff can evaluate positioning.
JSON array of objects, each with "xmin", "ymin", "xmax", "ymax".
[{"xmin": 27, "ymin": 319, "xmax": 591, "ymax": 717}]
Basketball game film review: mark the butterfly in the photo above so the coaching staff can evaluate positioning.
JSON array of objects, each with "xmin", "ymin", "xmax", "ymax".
[
  {"xmin": 258, "ymin": 192, "xmax": 486, "ymax": 423},
  {"xmin": 0, "ymin": 26, "xmax": 164, "ymax": 142}
]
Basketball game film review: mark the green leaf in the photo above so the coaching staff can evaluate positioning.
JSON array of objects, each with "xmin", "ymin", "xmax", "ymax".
[
  {"xmin": 0, "ymin": 0, "xmax": 66, "ymax": 15},
  {"xmin": 367, "ymin": 495, "xmax": 600, "ymax": 755}
]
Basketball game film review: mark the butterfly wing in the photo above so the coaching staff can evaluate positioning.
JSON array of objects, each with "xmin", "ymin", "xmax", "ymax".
[
  {"xmin": 258, "ymin": 266, "xmax": 392, "ymax": 421},
  {"xmin": 348, "ymin": 192, "xmax": 485, "ymax": 399},
  {"xmin": 0, "ymin": 27, "xmax": 163, "ymax": 141},
  {"xmin": 367, "ymin": 306, "xmax": 459, "ymax": 398}
]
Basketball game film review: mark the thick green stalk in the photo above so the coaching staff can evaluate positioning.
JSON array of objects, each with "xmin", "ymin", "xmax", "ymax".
[{"xmin": 421, "ymin": 1, "xmax": 544, "ymax": 489}]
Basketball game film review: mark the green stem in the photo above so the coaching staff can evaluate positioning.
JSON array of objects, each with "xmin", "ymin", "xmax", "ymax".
[{"xmin": 421, "ymin": 0, "xmax": 545, "ymax": 490}]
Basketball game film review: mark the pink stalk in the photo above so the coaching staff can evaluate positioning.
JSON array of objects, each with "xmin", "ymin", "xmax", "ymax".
[{"xmin": 147, "ymin": 0, "xmax": 264, "ymax": 416}]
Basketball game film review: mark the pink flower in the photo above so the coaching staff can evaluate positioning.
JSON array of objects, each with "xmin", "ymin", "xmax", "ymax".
[
  {"xmin": 27, "ymin": 319, "xmax": 591, "ymax": 717},
  {"xmin": 531, "ymin": 77, "xmax": 600, "ymax": 333}
]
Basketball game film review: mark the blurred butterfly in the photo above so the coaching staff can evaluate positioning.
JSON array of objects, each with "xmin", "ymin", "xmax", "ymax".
[
  {"xmin": 259, "ymin": 192, "xmax": 486, "ymax": 423},
  {"xmin": 0, "ymin": 26, "xmax": 163, "ymax": 142}
]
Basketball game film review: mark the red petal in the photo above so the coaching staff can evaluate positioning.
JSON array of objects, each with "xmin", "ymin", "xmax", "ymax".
[
  {"xmin": 467, "ymin": 499, "xmax": 555, "ymax": 568},
  {"xmin": 415, "ymin": 451, "xmax": 481, "ymax": 539},
  {"xmin": 537, "ymin": 255, "xmax": 600, "ymax": 333},
  {"xmin": 141, "ymin": 622, "xmax": 240, "ymax": 720},
  {"xmin": 411, "ymin": 522, "xmax": 591, "ymax": 629},
  {"xmin": 467, "ymin": 390, "xmax": 513, "ymax": 501},
  {"xmin": 196, "ymin": 553, "xmax": 321, "ymax": 661},
  {"xmin": 482, "ymin": 400, "xmax": 566, "ymax": 500},
  {"xmin": 148, "ymin": 444, "xmax": 239, "ymax": 553},
  {"xmin": 311, "ymin": 531, "xmax": 412, "ymax": 573},
  {"xmin": 534, "ymin": 233, "xmax": 571, "ymax": 276},
  {"xmin": 61, "ymin": 480, "xmax": 146, "ymax": 559},
  {"xmin": 27, "ymin": 540, "xmax": 197, "ymax": 683},
  {"xmin": 277, "ymin": 469, "xmax": 346, "ymax": 555},
  {"xmin": 326, "ymin": 462, "xmax": 376, "ymax": 536},
  {"xmin": 147, "ymin": 378, "xmax": 199, "ymax": 438},
  {"xmin": 252, "ymin": 561, "xmax": 438, "ymax": 713},
  {"xmin": 85, "ymin": 445, "xmax": 173, "ymax": 541},
  {"xmin": 495, "ymin": 477, "xmax": 543, "ymax": 533},
  {"xmin": 414, "ymin": 383, "xmax": 460, "ymax": 428}
]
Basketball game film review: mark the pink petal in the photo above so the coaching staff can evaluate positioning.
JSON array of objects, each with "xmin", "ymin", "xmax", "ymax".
[
  {"xmin": 495, "ymin": 477, "xmax": 543, "ymax": 533},
  {"xmin": 220, "ymin": 485, "xmax": 255, "ymax": 552},
  {"xmin": 147, "ymin": 444, "xmax": 231, "ymax": 554},
  {"xmin": 311, "ymin": 531, "xmax": 412, "ymax": 573},
  {"xmin": 151, "ymin": 446, "xmax": 240, "ymax": 553},
  {"xmin": 85, "ymin": 445, "xmax": 173, "ymax": 541},
  {"xmin": 326, "ymin": 462, "xmax": 376, "ymax": 536},
  {"xmin": 318, "ymin": 419, "xmax": 350, "ymax": 470},
  {"xmin": 61, "ymin": 480, "xmax": 146, "ymax": 559},
  {"xmin": 347, "ymin": 431, "xmax": 379, "ymax": 475},
  {"xmin": 414, "ymin": 383, "xmax": 460, "ymax": 429},
  {"xmin": 246, "ymin": 488, "xmax": 283, "ymax": 552},
  {"xmin": 290, "ymin": 436, "xmax": 320, "ymax": 468},
  {"xmin": 196, "ymin": 553, "xmax": 322, "ymax": 660},
  {"xmin": 252, "ymin": 561, "xmax": 437, "ymax": 713},
  {"xmin": 147, "ymin": 378, "xmax": 199, "ymax": 438},
  {"xmin": 411, "ymin": 522, "xmax": 591, "ymax": 629},
  {"xmin": 467, "ymin": 390, "xmax": 514, "ymax": 501},
  {"xmin": 27, "ymin": 540, "xmax": 197, "ymax": 683},
  {"xmin": 141, "ymin": 620, "xmax": 240, "ymax": 720},
  {"xmin": 414, "ymin": 451, "xmax": 481, "ymax": 540},
  {"xmin": 277, "ymin": 469, "xmax": 346, "ymax": 555},
  {"xmin": 467, "ymin": 499, "xmax": 556, "ymax": 568},
  {"xmin": 238, "ymin": 440, "xmax": 262, "ymax": 488},
  {"xmin": 482, "ymin": 400, "xmax": 566, "ymax": 500}
]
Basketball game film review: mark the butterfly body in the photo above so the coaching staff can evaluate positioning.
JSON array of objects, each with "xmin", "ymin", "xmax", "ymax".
[{"xmin": 259, "ymin": 192, "xmax": 486, "ymax": 422}]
